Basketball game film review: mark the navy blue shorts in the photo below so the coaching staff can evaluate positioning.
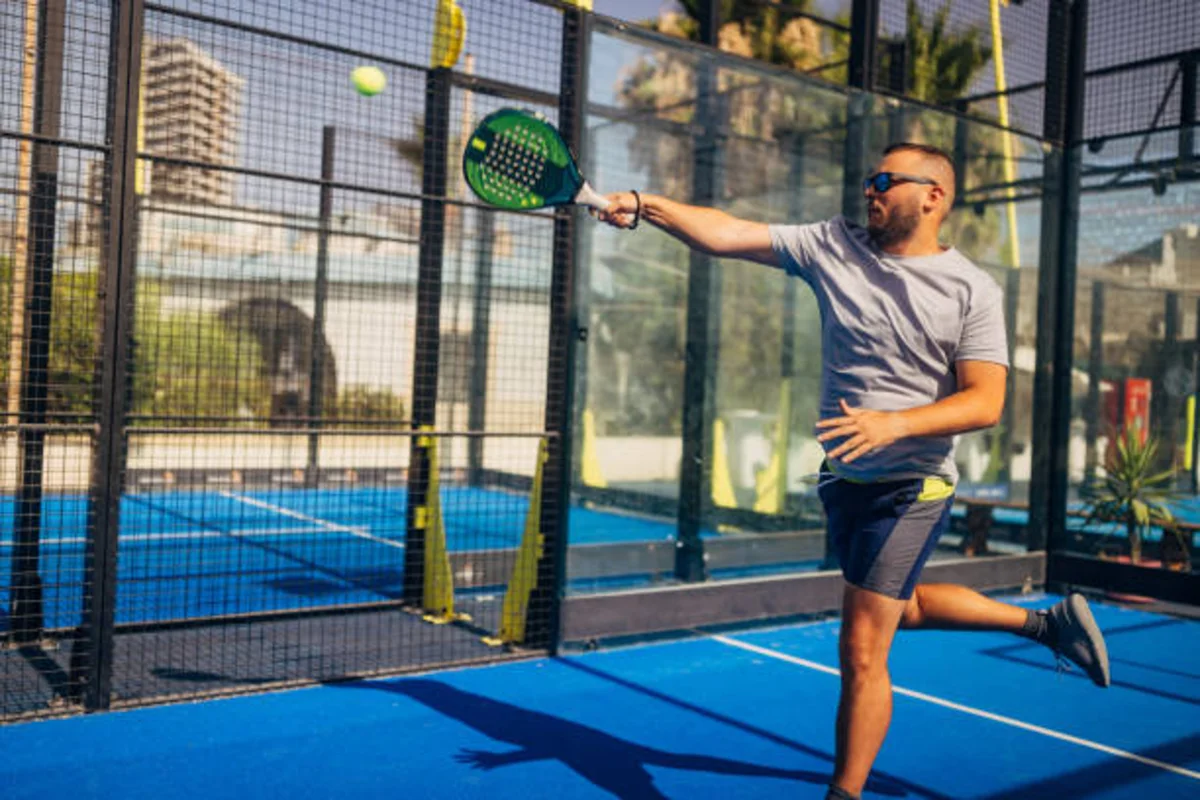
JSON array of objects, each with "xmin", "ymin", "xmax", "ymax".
[{"xmin": 817, "ymin": 465, "xmax": 954, "ymax": 600}]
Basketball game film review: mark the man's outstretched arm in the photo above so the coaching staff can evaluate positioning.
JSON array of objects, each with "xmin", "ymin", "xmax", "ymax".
[{"xmin": 596, "ymin": 191, "xmax": 778, "ymax": 267}]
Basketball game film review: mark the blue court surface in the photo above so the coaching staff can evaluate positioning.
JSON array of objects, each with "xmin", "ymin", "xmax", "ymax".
[
  {"xmin": 3, "ymin": 486, "xmax": 1197, "ymax": 631},
  {"xmin": 0, "ymin": 487, "xmax": 697, "ymax": 629},
  {"xmin": 1, "ymin": 594, "xmax": 1196, "ymax": 799}
]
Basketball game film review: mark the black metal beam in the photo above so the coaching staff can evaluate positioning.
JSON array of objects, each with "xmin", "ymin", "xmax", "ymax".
[
  {"xmin": 74, "ymin": 0, "xmax": 143, "ymax": 710},
  {"xmin": 999, "ymin": 267, "xmax": 1020, "ymax": 487},
  {"xmin": 1049, "ymin": 553, "xmax": 1198, "ymax": 606},
  {"xmin": 1159, "ymin": 292, "xmax": 1182, "ymax": 473},
  {"xmin": 1083, "ymin": 280, "xmax": 1105, "ymax": 485},
  {"xmin": 568, "ymin": 120, "xmax": 598, "ymax": 492},
  {"xmin": 848, "ymin": 0, "xmax": 880, "ymax": 92},
  {"xmin": 1181, "ymin": 52, "xmax": 1196, "ymax": 166},
  {"xmin": 402, "ymin": 67, "xmax": 452, "ymax": 604},
  {"xmin": 842, "ymin": 0, "xmax": 879, "ymax": 223},
  {"xmin": 675, "ymin": 0, "xmax": 722, "ymax": 584},
  {"xmin": 10, "ymin": 0, "xmax": 67, "ymax": 647},
  {"xmin": 1032, "ymin": 0, "xmax": 1088, "ymax": 561},
  {"xmin": 307, "ymin": 126, "xmax": 335, "ymax": 486},
  {"xmin": 534, "ymin": 5, "xmax": 590, "ymax": 652},
  {"xmin": 1040, "ymin": 0, "xmax": 1072, "ymax": 147},
  {"xmin": 467, "ymin": 208, "xmax": 495, "ymax": 487},
  {"xmin": 1028, "ymin": 0, "xmax": 1072, "ymax": 550}
]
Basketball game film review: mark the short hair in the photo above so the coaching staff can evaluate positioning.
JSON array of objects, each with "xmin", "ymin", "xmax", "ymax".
[
  {"xmin": 882, "ymin": 142, "xmax": 957, "ymax": 213},
  {"xmin": 883, "ymin": 141, "xmax": 955, "ymax": 170}
]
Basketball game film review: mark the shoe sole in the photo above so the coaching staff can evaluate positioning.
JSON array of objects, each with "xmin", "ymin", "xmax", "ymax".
[{"xmin": 1067, "ymin": 593, "xmax": 1111, "ymax": 688}]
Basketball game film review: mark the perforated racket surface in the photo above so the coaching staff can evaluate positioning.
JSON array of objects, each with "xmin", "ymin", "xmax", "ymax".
[{"xmin": 463, "ymin": 108, "xmax": 607, "ymax": 211}]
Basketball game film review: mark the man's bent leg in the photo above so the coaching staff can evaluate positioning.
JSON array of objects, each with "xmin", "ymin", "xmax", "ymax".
[
  {"xmin": 899, "ymin": 585, "xmax": 1111, "ymax": 687},
  {"xmin": 831, "ymin": 582, "xmax": 908, "ymax": 797},
  {"xmin": 899, "ymin": 583, "xmax": 1028, "ymax": 632}
]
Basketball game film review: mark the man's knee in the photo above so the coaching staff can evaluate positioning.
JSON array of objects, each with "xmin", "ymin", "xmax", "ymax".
[
  {"xmin": 839, "ymin": 639, "xmax": 889, "ymax": 683},
  {"xmin": 839, "ymin": 627, "xmax": 892, "ymax": 680},
  {"xmin": 839, "ymin": 583, "xmax": 907, "ymax": 679}
]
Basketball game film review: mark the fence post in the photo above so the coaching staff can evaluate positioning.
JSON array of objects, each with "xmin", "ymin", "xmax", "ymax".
[
  {"xmin": 73, "ymin": 0, "xmax": 143, "ymax": 709},
  {"xmin": 1029, "ymin": 0, "xmax": 1087, "ymax": 559},
  {"xmin": 530, "ymin": 4, "xmax": 589, "ymax": 650},
  {"xmin": 675, "ymin": 0, "xmax": 723, "ymax": 583},
  {"xmin": 9, "ymin": 0, "xmax": 67, "ymax": 648},
  {"xmin": 402, "ymin": 67, "xmax": 451, "ymax": 604},
  {"xmin": 306, "ymin": 125, "xmax": 335, "ymax": 486}
]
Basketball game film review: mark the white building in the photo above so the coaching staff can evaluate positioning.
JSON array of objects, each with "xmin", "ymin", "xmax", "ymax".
[{"xmin": 141, "ymin": 37, "xmax": 244, "ymax": 206}]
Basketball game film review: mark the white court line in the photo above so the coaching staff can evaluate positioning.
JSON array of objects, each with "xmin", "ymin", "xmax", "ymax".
[
  {"xmin": 0, "ymin": 526, "xmax": 389, "ymax": 547},
  {"xmin": 219, "ymin": 490, "xmax": 403, "ymax": 550},
  {"xmin": 708, "ymin": 633, "xmax": 1200, "ymax": 782}
]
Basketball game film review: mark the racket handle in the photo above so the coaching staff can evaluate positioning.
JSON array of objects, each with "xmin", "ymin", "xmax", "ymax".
[{"xmin": 574, "ymin": 182, "xmax": 610, "ymax": 211}]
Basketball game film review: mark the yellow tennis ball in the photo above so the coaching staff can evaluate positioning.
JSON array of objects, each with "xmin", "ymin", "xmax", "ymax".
[{"xmin": 351, "ymin": 66, "xmax": 386, "ymax": 97}]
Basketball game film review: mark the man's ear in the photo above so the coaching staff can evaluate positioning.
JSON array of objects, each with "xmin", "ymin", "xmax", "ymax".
[{"xmin": 924, "ymin": 185, "xmax": 946, "ymax": 216}]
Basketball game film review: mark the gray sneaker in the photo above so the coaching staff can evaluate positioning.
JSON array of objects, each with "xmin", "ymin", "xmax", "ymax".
[{"xmin": 1048, "ymin": 593, "xmax": 1111, "ymax": 688}]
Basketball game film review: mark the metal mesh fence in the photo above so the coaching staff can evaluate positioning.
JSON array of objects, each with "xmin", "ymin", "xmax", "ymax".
[
  {"xmin": 874, "ymin": 0, "xmax": 1055, "ymax": 140},
  {"xmin": 5, "ymin": 0, "xmax": 1189, "ymax": 721},
  {"xmin": 1, "ymin": 0, "xmax": 579, "ymax": 721}
]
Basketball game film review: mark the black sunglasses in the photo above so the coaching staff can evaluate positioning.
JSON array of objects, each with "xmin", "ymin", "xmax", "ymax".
[{"xmin": 863, "ymin": 172, "xmax": 939, "ymax": 193}]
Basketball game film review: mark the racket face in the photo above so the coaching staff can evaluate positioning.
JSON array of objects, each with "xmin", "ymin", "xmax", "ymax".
[{"xmin": 462, "ymin": 109, "xmax": 584, "ymax": 210}]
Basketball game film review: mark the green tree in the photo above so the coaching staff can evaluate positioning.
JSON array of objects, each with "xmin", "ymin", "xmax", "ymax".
[
  {"xmin": 887, "ymin": 0, "xmax": 1012, "ymax": 262},
  {"xmin": 130, "ymin": 281, "xmax": 270, "ymax": 423},
  {"xmin": 0, "ymin": 258, "xmax": 101, "ymax": 421}
]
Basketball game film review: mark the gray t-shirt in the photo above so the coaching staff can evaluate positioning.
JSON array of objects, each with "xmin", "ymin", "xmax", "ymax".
[{"xmin": 769, "ymin": 215, "xmax": 1010, "ymax": 484}]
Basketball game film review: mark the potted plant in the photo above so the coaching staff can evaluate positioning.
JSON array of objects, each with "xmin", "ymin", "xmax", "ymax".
[{"xmin": 1079, "ymin": 426, "xmax": 1186, "ymax": 599}]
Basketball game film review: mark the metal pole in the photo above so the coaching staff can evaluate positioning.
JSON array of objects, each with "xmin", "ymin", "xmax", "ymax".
[
  {"xmin": 533, "ymin": 5, "xmax": 589, "ymax": 651},
  {"xmin": 1000, "ymin": 266, "xmax": 1020, "ymax": 489},
  {"xmin": 306, "ymin": 125, "xmax": 335, "ymax": 487},
  {"xmin": 843, "ymin": 0, "xmax": 879, "ymax": 225},
  {"xmin": 466, "ymin": 208, "xmax": 494, "ymax": 487},
  {"xmin": 675, "ymin": 0, "xmax": 722, "ymax": 583},
  {"xmin": 1179, "ymin": 52, "xmax": 1195, "ymax": 167},
  {"xmin": 73, "ymin": 0, "xmax": 143, "ymax": 709},
  {"xmin": 848, "ymin": 0, "xmax": 880, "ymax": 92},
  {"xmin": 1030, "ymin": 0, "xmax": 1087, "ymax": 559},
  {"xmin": 402, "ymin": 67, "xmax": 451, "ymax": 604},
  {"xmin": 10, "ymin": 0, "xmax": 66, "ymax": 646},
  {"xmin": 1161, "ymin": 291, "xmax": 1181, "ymax": 473},
  {"xmin": 1083, "ymin": 280, "xmax": 1105, "ymax": 486}
]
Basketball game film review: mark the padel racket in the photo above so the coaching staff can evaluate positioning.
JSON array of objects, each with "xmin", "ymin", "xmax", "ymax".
[{"xmin": 463, "ymin": 108, "xmax": 609, "ymax": 211}]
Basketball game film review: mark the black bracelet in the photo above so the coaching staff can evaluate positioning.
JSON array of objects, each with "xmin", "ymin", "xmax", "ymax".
[{"xmin": 630, "ymin": 190, "xmax": 641, "ymax": 229}]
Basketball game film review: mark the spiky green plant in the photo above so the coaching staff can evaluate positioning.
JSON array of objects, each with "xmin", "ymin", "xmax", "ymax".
[{"xmin": 1081, "ymin": 427, "xmax": 1177, "ymax": 564}]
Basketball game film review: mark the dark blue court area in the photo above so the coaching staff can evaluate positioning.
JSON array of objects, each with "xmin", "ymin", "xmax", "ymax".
[
  {"xmin": 0, "ymin": 486, "xmax": 697, "ymax": 629},
  {"xmin": 3, "ymin": 486, "xmax": 1198, "ymax": 631},
  {"xmin": 0, "ymin": 594, "xmax": 1195, "ymax": 799}
]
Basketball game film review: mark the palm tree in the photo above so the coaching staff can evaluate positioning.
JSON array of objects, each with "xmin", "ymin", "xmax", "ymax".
[
  {"xmin": 616, "ymin": 1, "xmax": 842, "ymax": 202},
  {"xmin": 619, "ymin": 0, "xmax": 1010, "ymax": 255},
  {"xmin": 903, "ymin": 0, "xmax": 993, "ymax": 105}
]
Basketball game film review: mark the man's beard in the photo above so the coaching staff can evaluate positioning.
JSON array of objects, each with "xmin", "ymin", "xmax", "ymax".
[{"xmin": 867, "ymin": 204, "xmax": 921, "ymax": 248}]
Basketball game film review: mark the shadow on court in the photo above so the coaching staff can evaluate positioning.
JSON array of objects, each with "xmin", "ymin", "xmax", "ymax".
[{"xmin": 337, "ymin": 674, "xmax": 927, "ymax": 799}]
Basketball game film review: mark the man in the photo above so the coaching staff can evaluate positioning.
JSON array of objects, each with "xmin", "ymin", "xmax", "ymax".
[{"xmin": 594, "ymin": 143, "xmax": 1110, "ymax": 800}]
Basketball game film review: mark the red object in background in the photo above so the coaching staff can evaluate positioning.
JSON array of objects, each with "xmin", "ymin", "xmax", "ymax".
[
  {"xmin": 1124, "ymin": 378, "xmax": 1151, "ymax": 444},
  {"xmin": 1100, "ymin": 378, "xmax": 1151, "ymax": 465}
]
